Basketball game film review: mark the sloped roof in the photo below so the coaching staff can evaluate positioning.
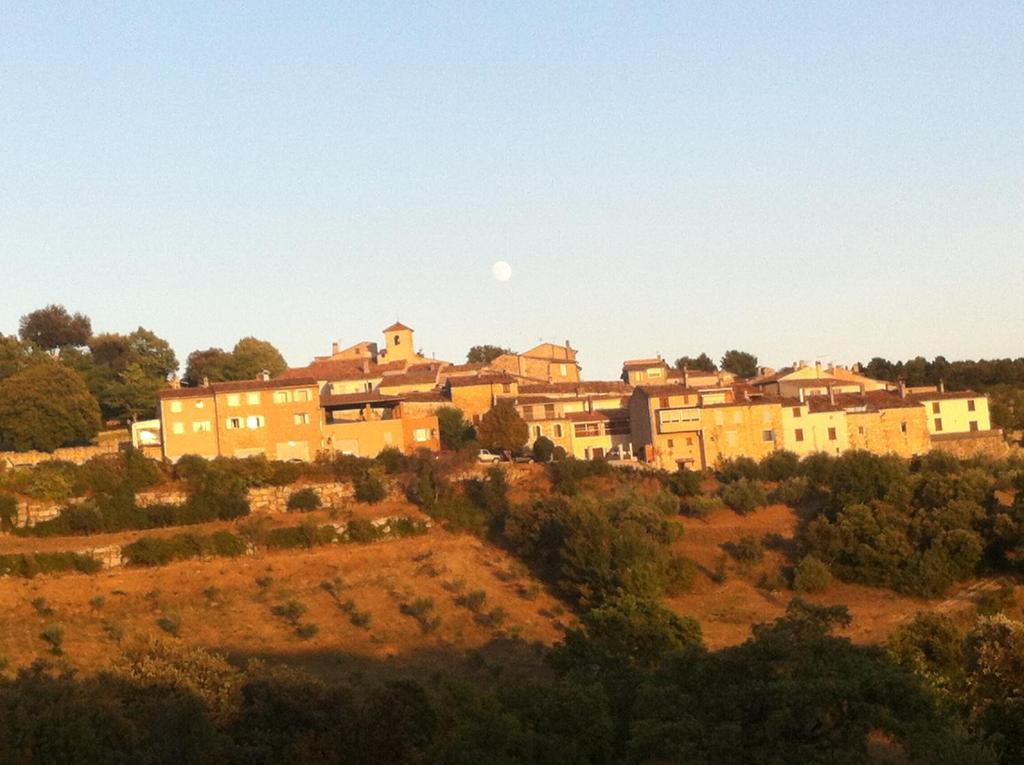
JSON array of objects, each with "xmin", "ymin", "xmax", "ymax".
[
  {"xmin": 447, "ymin": 373, "xmax": 517, "ymax": 388},
  {"xmin": 159, "ymin": 377, "xmax": 317, "ymax": 400},
  {"xmin": 383, "ymin": 321, "xmax": 413, "ymax": 332},
  {"xmin": 519, "ymin": 381, "xmax": 631, "ymax": 395}
]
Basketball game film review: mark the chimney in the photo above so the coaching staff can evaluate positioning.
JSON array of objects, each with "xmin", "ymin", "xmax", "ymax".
[
  {"xmin": 815, "ymin": 360, "xmax": 822, "ymax": 378},
  {"xmin": 169, "ymin": 375, "xmax": 181, "ymax": 390},
  {"xmin": 682, "ymin": 365, "xmax": 689, "ymax": 387},
  {"xmin": 332, "ymin": 341, "xmax": 340, "ymax": 355},
  {"xmin": 828, "ymin": 384, "xmax": 835, "ymax": 406},
  {"xmin": 852, "ymin": 362, "xmax": 861, "ymax": 373},
  {"xmin": 799, "ymin": 388, "xmax": 805, "ymax": 403},
  {"xmin": 362, "ymin": 359, "xmax": 370, "ymax": 374},
  {"xmin": 201, "ymin": 376, "xmax": 210, "ymax": 388},
  {"xmin": 258, "ymin": 370, "xmax": 270, "ymax": 382},
  {"xmin": 938, "ymin": 378, "xmax": 945, "ymax": 393},
  {"xmin": 898, "ymin": 379, "xmax": 907, "ymax": 399}
]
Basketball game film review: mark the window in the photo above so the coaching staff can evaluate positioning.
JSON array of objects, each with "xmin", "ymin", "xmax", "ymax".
[
  {"xmin": 192, "ymin": 421, "xmax": 211, "ymax": 433},
  {"xmin": 967, "ymin": 399, "xmax": 976, "ymax": 411},
  {"xmin": 171, "ymin": 422, "xmax": 185, "ymax": 435},
  {"xmin": 762, "ymin": 429, "xmax": 774, "ymax": 442},
  {"xmin": 296, "ymin": 389, "xmax": 310, "ymax": 402},
  {"xmin": 858, "ymin": 426, "xmax": 865, "ymax": 435},
  {"xmin": 828, "ymin": 427, "xmax": 837, "ymax": 441},
  {"xmin": 792, "ymin": 407, "xmax": 801, "ymax": 418},
  {"xmin": 667, "ymin": 439, "xmax": 674, "ymax": 449},
  {"xmin": 293, "ymin": 413, "xmax": 310, "ymax": 425},
  {"xmin": 544, "ymin": 404, "xmax": 555, "ymax": 418},
  {"xmin": 794, "ymin": 428, "xmax": 804, "ymax": 442},
  {"xmin": 226, "ymin": 394, "xmax": 241, "ymax": 407},
  {"xmin": 226, "ymin": 417, "xmax": 243, "ymax": 429},
  {"xmin": 934, "ymin": 418, "xmax": 943, "ymax": 432},
  {"xmin": 502, "ymin": 383, "xmax": 511, "ymax": 394},
  {"xmin": 414, "ymin": 428, "xmax": 429, "ymax": 442},
  {"xmin": 559, "ymin": 364, "xmax": 567, "ymax": 376},
  {"xmin": 169, "ymin": 401, "xmax": 183, "ymax": 413},
  {"xmin": 533, "ymin": 425, "xmax": 542, "ymax": 438},
  {"xmin": 969, "ymin": 420, "xmax": 979, "ymax": 432},
  {"xmin": 660, "ymin": 396, "xmax": 670, "ymax": 409},
  {"xmin": 900, "ymin": 422, "xmax": 908, "ymax": 434},
  {"xmin": 246, "ymin": 392, "xmax": 261, "ymax": 405},
  {"xmin": 394, "ymin": 334, "xmax": 401, "ymax": 345},
  {"xmin": 273, "ymin": 390, "xmax": 292, "ymax": 404},
  {"xmin": 932, "ymin": 402, "xmax": 940, "ymax": 414},
  {"xmin": 247, "ymin": 415, "xmax": 265, "ymax": 429},
  {"xmin": 195, "ymin": 400, "xmax": 205, "ymax": 409},
  {"xmin": 554, "ymin": 424, "xmax": 563, "ymax": 438}
]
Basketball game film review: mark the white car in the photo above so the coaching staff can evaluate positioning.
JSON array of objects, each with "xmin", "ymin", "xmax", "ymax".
[{"xmin": 477, "ymin": 449, "xmax": 502, "ymax": 464}]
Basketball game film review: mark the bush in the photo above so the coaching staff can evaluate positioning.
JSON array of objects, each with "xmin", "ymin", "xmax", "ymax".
[
  {"xmin": 680, "ymin": 494, "xmax": 723, "ymax": 518},
  {"xmin": 41, "ymin": 624, "xmax": 65, "ymax": 654},
  {"xmin": 350, "ymin": 610, "xmax": 372, "ymax": 628},
  {"xmin": 209, "ymin": 531, "xmax": 247, "ymax": 557},
  {"xmin": 0, "ymin": 493, "xmax": 17, "ymax": 531},
  {"xmin": 458, "ymin": 590, "xmax": 487, "ymax": 613},
  {"xmin": 156, "ymin": 613, "xmax": 182, "ymax": 636},
  {"xmin": 666, "ymin": 467, "xmax": 702, "ymax": 497},
  {"xmin": 760, "ymin": 450, "xmax": 800, "ymax": 481},
  {"xmin": 532, "ymin": 436, "xmax": 555, "ymax": 463},
  {"xmin": 0, "ymin": 551, "xmax": 101, "ymax": 577},
  {"xmin": 717, "ymin": 456, "xmax": 762, "ymax": 483},
  {"xmin": 664, "ymin": 555, "xmax": 698, "ymax": 595},
  {"xmin": 265, "ymin": 522, "xmax": 336, "ymax": 550},
  {"xmin": 720, "ymin": 478, "xmax": 767, "ymax": 514},
  {"xmin": 726, "ymin": 535, "xmax": 764, "ymax": 566},
  {"xmin": 295, "ymin": 623, "xmax": 319, "ymax": 640},
  {"xmin": 792, "ymin": 555, "xmax": 833, "ymax": 593},
  {"xmin": 286, "ymin": 487, "xmax": 322, "ymax": 512},
  {"xmin": 354, "ymin": 471, "xmax": 387, "ymax": 503},
  {"xmin": 772, "ymin": 476, "xmax": 810, "ymax": 506},
  {"xmin": 345, "ymin": 518, "xmax": 380, "ymax": 543},
  {"xmin": 272, "ymin": 599, "xmax": 307, "ymax": 624},
  {"xmin": 401, "ymin": 598, "xmax": 441, "ymax": 633},
  {"xmin": 376, "ymin": 447, "xmax": 409, "ymax": 475}
]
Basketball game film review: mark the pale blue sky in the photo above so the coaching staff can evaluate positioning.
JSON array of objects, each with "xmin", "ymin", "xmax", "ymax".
[{"xmin": 2, "ymin": 2, "xmax": 1021, "ymax": 378}]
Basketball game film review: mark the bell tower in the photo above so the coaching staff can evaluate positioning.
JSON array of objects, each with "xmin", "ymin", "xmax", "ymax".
[{"xmin": 383, "ymin": 321, "xmax": 415, "ymax": 363}]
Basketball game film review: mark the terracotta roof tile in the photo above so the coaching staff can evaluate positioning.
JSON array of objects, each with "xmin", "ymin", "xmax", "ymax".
[{"xmin": 159, "ymin": 377, "xmax": 318, "ymax": 400}]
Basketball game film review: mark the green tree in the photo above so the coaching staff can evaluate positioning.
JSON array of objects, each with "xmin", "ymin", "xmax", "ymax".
[
  {"xmin": 0, "ymin": 362, "xmax": 101, "ymax": 451},
  {"xmin": 532, "ymin": 435, "xmax": 555, "ymax": 463},
  {"xmin": 228, "ymin": 337, "xmax": 287, "ymax": 379},
  {"xmin": 0, "ymin": 334, "xmax": 39, "ymax": 381},
  {"xmin": 18, "ymin": 304, "xmax": 92, "ymax": 352},
  {"xmin": 719, "ymin": 349, "xmax": 758, "ymax": 378},
  {"xmin": 183, "ymin": 348, "xmax": 234, "ymax": 386},
  {"xmin": 674, "ymin": 353, "xmax": 717, "ymax": 372},
  {"xmin": 475, "ymin": 400, "xmax": 528, "ymax": 453},
  {"xmin": 466, "ymin": 345, "xmax": 512, "ymax": 364},
  {"xmin": 436, "ymin": 406, "xmax": 474, "ymax": 450}
]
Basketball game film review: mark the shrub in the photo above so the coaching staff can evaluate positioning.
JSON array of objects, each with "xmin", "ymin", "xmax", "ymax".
[
  {"xmin": 727, "ymin": 535, "xmax": 764, "ymax": 566},
  {"xmin": 0, "ymin": 551, "xmax": 100, "ymax": 577},
  {"xmin": 720, "ymin": 478, "xmax": 767, "ymax": 514},
  {"xmin": 295, "ymin": 623, "xmax": 319, "ymax": 640},
  {"xmin": 376, "ymin": 447, "xmax": 409, "ymax": 475},
  {"xmin": 272, "ymin": 600, "xmax": 307, "ymax": 624},
  {"xmin": 532, "ymin": 436, "xmax": 555, "ymax": 463},
  {"xmin": 664, "ymin": 555, "xmax": 698, "ymax": 595},
  {"xmin": 680, "ymin": 494, "xmax": 723, "ymax": 518},
  {"xmin": 401, "ymin": 598, "xmax": 440, "ymax": 633},
  {"xmin": 717, "ymin": 456, "xmax": 762, "ymax": 483},
  {"xmin": 552, "ymin": 445, "xmax": 567, "ymax": 461},
  {"xmin": 350, "ymin": 610, "xmax": 372, "ymax": 628},
  {"xmin": 286, "ymin": 487, "xmax": 322, "ymax": 512},
  {"xmin": 476, "ymin": 607, "xmax": 507, "ymax": 628},
  {"xmin": 458, "ymin": 590, "xmax": 487, "ymax": 613},
  {"xmin": 760, "ymin": 450, "xmax": 801, "ymax": 481},
  {"xmin": 354, "ymin": 471, "xmax": 387, "ymax": 503},
  {"xmin": 0, "ymin": 493, "xmax": 17, "ymax": 531},
  {"xmin": 31, "ymin": 597, "xmax": 54, "ymax": 616},
  {"xmin": 265, "ymin": 522, "xmax": 336, "ymax": 550},
  {"xmin": 89, "ymin": 595, "xmax": 105, "ymax": 610},
  {"xmin": 772, "ymin": 476, "xmax": 810, "ymax": 506},
  {"xmin": 666, "ymin": 467, "xmax": 702, "ymax": 497},
  {"xmin": 792, "ymin": 555, "xmax": 833, "ymax": 593},
  {"xmin": 156, "ymin": 613, "xmax": 182, "ymax": 637},
  {"xmin": 346, "ymin": 518, "xmax": 380, "ymax": 543},
  {"xmin": 41, "ymin": 624, "xmax": 64, "ymax": 655},
  {"xmin": 209, "ymin": 531, "xmax": 247, "ymax": 557}
]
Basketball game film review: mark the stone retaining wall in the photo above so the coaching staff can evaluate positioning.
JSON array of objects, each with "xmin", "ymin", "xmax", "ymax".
[
  {"xmin": 135, "ymin": 491, "xmax": 189, "ymax": 508},
  {"xmin": 0, "ymin": 441, "xmax": 123, "ymax": 469},
  {"xmin": 246, "ymin": 481, "xmax": 357, "ymax": 514}
]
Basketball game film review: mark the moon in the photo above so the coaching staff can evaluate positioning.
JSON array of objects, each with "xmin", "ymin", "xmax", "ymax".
[{"xmin": 492, "ymin": 260, "xmax": 513, "ymax": 282}]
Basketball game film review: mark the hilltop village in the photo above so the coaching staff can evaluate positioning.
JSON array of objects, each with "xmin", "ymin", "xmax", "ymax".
[{"xmin": 146, "ymin": 321, "xmax": 1002, "ymax": 468}]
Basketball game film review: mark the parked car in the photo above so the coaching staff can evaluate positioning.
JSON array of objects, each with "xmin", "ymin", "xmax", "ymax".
[
  {"xmin": 477, "ymin": 449, "xmax": 502, "ymax": 464},
  {"xmin": 511, "ymin": 451, "xmax": 534, "ymax": 464}
]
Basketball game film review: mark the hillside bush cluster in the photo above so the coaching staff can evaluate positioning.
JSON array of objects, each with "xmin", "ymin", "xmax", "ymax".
[{"xmin": 0, "ymin": 601, "xmax": 1008, "ymax": 764}]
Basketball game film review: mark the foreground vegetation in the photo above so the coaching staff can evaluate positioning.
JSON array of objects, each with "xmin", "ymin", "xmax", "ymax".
[{"xmin": 1, "ymin": 445, "xmax": 1022, "ymax": 762}]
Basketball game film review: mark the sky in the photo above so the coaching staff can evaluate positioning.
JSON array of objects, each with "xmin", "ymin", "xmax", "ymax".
[{"xmin": 1, "ymin": 2, "xmax": 1022, "ymax": 379}]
